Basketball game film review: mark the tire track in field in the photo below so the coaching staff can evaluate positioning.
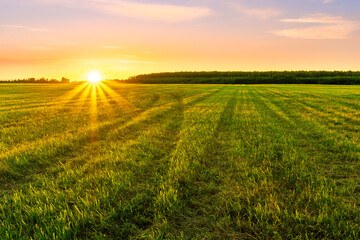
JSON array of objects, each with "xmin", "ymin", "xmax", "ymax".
[
  {"xmin": 0, "ymin": 84, "xmax": 91, "ymax": 133},
  {"xmin": 286, "ymin": 89, "xmax": 360, "ymax": 112},
  {"xmin": 0, "ymin": 87, "xmax": 108, "ymax": 152},
  {"xmin": 264, "ymin": 89, "xmax": 360, "ymax": 152},
  {"xmin": 212, "ymin": 87, "xmax": 272, "ymax": 240},
  {"xmin": 0, "ymin": 87, "xmax": 185, "ymax": 238},
  {"xmin": 252, "ymin": 88, "xmax": 360, "ymax": 215},
  {"xmin": 0, "ymin": 83, "xmax": 89, "ymax": 113},
  {"xmin": 0, "ymin": 87, "xmax": 223, "ymax": 192},
  {"xmin": 98, "ymin": 90, "xmax": 186, "ymax": 238},
  {"xmin": 0, "ymin": 88, "xmax": 166, "ymax": 189},
  {"xmin": 169, "ymin": 88, "xmax": 239, "ymax": 238},
  {"xmin": 247, "ymin": 88, "xmax": 325, "ymax": 196},
  {"xmin": 202, "ymin": 88, "xmax": 239, "ymax": 164},
  {"xmin": 57, "ymin": 86, "xmax": 223, "ymax": 238},
  {"xmin": 236, "ymin": 88, "xmax": 358, "ymax": 240},
  {"xmin": 0, "ymin": 86, "xmax": 223, "ymax": 238},
  {"xmin": 1, "ymin": 85, "xmax": 217, "ymax": 168},
  {"xmin": 0, "ymin": 86, "xmax": 160, "ymax": 158},
  {"xmin": 265, "ymin": 88, "xmax": 360, "ymax": 131},
  {"xmin": 0, "ymin": 90, "xmax": 94, "ymax": 153},
  {"xmin": 105, "ymin": 87, "xmax": 224, "ymax": 141},
  {"xmin": 144, "ymin": 93, "xmax": 160, "ymax": 110},
  {"xmin": 144, "ymin": 87, "xmax": 235, "ymax": 238},
  {"xmin": 252, "ymin": 88, "xmax": 360, "ymax": 181},
  {"xmin": 62, "ymin": 88, "xmax": 185, "ymax": 238},
  {"xmin": 259, "ymin": 88, "xmax": 360, "ymax": 157},
  {"xmin": 119, "ymin": 86, "xmax": 159, "ymax": 111}
]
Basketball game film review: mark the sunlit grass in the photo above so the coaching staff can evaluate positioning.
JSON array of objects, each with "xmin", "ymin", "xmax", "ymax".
[{"xmin": 0, "ymin": 83, "xmax": 359, "ymax": 239}]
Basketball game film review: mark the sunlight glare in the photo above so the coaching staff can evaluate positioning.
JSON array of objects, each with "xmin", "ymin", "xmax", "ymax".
[{"xmin": 88, "ymin": 72, "xmax": 101, "ymax": 83}]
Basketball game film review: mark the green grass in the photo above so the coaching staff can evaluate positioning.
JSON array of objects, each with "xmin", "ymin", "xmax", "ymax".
[{"xmin": 0, "ymin": 82, "xmax": 359, "ymax": 239}]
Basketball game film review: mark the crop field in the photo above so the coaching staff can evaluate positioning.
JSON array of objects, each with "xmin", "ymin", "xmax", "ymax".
[{"xmin": 0, "ymin": 82, "xmax": 359, "ymax": 239}]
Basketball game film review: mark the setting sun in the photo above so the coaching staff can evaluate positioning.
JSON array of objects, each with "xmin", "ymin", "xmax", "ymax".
[{"xmin": 88, "ymin": 72, "xmax": 101, "ymax": 83}]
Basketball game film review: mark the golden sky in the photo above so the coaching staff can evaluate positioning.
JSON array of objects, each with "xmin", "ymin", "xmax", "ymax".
[{"xmin": 1, "ymin": 0, "xmax": 359, "ymax": 80}]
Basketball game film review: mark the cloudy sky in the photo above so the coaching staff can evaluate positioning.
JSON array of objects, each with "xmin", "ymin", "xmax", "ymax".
[{"xmin": 1, "ymin": 0, "xmax": 359, "ymax": 80}]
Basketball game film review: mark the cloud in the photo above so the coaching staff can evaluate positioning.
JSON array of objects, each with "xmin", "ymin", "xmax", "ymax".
[
  {"xmin": 75, "ymin": 57, "xmax": 154, "ymax": 65},
  {"xmin": 91, "ymin": 0, "xmax": 213, "ymax": 22},
  {"xmin": 34, "ymin": 0, "xmax": 213, "ymax": 22},
  {"xmin": 323, "ymin": 0, "xmax": 334, "ymax": 4},
  {"xmin": 273, "ymin": 14, "xmax": 358, "ymax": 39},
  {"xmin": 272, "ymin": 23, "xmax": 357, "ymax": 39},
  {"xmin": 280, "ymin": 14, "xmax": 351, "ymax": 24},
  {"xmin": 228, "ymin": 3, "xmax": 282, "ymax": 19},
  {"xmin": 1, "ymin": 24, "xmax": 47, "ymax": 32}
]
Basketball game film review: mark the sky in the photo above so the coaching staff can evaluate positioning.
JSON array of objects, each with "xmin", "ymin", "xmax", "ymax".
[{"xmin": 1, "ymin": 0, "xmax": 360, "ymax": 80}]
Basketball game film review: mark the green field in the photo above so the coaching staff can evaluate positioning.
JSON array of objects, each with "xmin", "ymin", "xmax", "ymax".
[{"xmin": 0, "ymin": 82, "xmax": 359, "ymax": 239}]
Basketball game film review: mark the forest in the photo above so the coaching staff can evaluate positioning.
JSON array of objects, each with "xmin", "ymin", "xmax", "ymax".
[
  {"xmin": 124, "ymin": 71, "xmax": 360, "ymax": 84},
  {"xmin": 0, "ymin": 77, "xmax": 70, "ymax": 83},
  {"xmin": 3, "ymin": 72, "xmax": 360, "ymax": 85}
]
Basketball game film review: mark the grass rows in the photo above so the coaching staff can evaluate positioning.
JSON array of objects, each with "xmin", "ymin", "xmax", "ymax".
[{"xmin": 0, "ymin": 83, "xmax": 359, "ymax": 239}]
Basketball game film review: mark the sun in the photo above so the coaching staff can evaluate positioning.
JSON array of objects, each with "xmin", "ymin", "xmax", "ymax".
[{"xmin": 88, "ymin": 72, "xmax": 101, "ymax": 83}]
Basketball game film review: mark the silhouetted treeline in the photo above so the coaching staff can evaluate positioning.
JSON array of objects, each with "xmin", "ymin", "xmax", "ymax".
[
  {"xmin": 126, "ymin": 71, "xmax": 360, "ymax": 85},
  {"xmin": 0, "ymin": 77, "xmax": 70, "ymax": 83}
]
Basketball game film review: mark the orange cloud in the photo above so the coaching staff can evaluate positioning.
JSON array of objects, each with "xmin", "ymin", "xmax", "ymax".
[{"xmin": 93, "ymin": 0, "xmax": 213, "ymax": 22}]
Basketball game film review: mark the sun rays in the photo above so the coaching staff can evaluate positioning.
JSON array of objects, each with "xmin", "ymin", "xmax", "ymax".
[
  {"xmin": 99, "ymin": 81, "xmax": 141, "ymax": 118},
  {"xmin": 89, "ymin": 82, "xmax": 99, "ymax": 157},
  {"xmin": 51, "ymin": 80, "xmax": 143, "ymax": 157},
  {"xmin": 0, "ymin": 81, "xmax": 140, "ymax": 161},
  {"xmin": 13, "ymin": 79, "xmax": 146, "ymax": 161}
]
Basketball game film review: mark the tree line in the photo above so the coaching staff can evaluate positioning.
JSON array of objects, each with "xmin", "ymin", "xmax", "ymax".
[
  {"xmin": 0, "ymin": 77, "xmax": 70, "ymax": 83},
  {"xmin": 125, "ymin": 71, "xmax": 360, "ymax": 85}
]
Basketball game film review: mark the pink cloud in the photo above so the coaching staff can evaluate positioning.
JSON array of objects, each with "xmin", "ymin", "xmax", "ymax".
[
  {"xmin": 229, "ymin": 3, "xmax": 282, "ymax": 19},
  {"xmin": 272, "ymin": 23, "xmax": 357, "ymax": 39},
  {"xmin": 1, "ymin": 24, "xmax": 47, "ymax": 32},
  {"xmin": 280, "ymin": 14, "xmax": 352, "ymax": 24}
]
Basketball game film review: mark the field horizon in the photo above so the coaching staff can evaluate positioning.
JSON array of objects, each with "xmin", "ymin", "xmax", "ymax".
[
  {"xmin": 1, "ymin": 82, "xmax": 359, "ymax": 239},
  {"xmin": 3, "ymin": 71, "xmax": 360, "ymax": 85}
]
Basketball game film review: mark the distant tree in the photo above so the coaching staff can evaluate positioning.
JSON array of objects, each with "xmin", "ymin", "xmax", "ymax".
[
  {"xmin": 61, "ymin": 77, "xmax": 70, "ymax": 83},
  {"xmin": 38, "ymin": 77, "xmax": 47, "ymax": 83}
]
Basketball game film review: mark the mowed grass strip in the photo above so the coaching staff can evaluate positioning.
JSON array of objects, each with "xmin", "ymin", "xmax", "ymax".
[{"xmin": 0, "ymin": 83, "xmax": 359, "ymax": 239}]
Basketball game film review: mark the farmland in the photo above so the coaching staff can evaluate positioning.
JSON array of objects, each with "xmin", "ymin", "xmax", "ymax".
[{"xmin": 0, "ymin": 82, "xmax": 359, "ymax": 239}]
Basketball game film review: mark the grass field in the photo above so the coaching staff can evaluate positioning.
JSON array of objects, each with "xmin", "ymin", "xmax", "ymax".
[{"xmin": 0, "ymin": 82, "xmax": 359, "ymax": 239}]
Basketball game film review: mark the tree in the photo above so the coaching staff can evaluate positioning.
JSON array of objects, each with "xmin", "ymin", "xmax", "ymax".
[{"xmin": 61, "ymin": 77, "xmax": 70, "ymax": 83}]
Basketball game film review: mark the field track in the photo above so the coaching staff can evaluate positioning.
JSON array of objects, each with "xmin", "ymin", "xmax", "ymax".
[{"xmin": 0, "ymin": 83, "xmax": 359, "ymax": 239}]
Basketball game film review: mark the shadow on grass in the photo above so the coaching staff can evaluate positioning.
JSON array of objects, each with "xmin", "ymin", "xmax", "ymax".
[
  {"xmin": 203, "ymin": 88, "xmax": 239, "ymax": 164},
  {"xmin": 0, "ymin": 87, "xmax": 222, "ymax": 194}
]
